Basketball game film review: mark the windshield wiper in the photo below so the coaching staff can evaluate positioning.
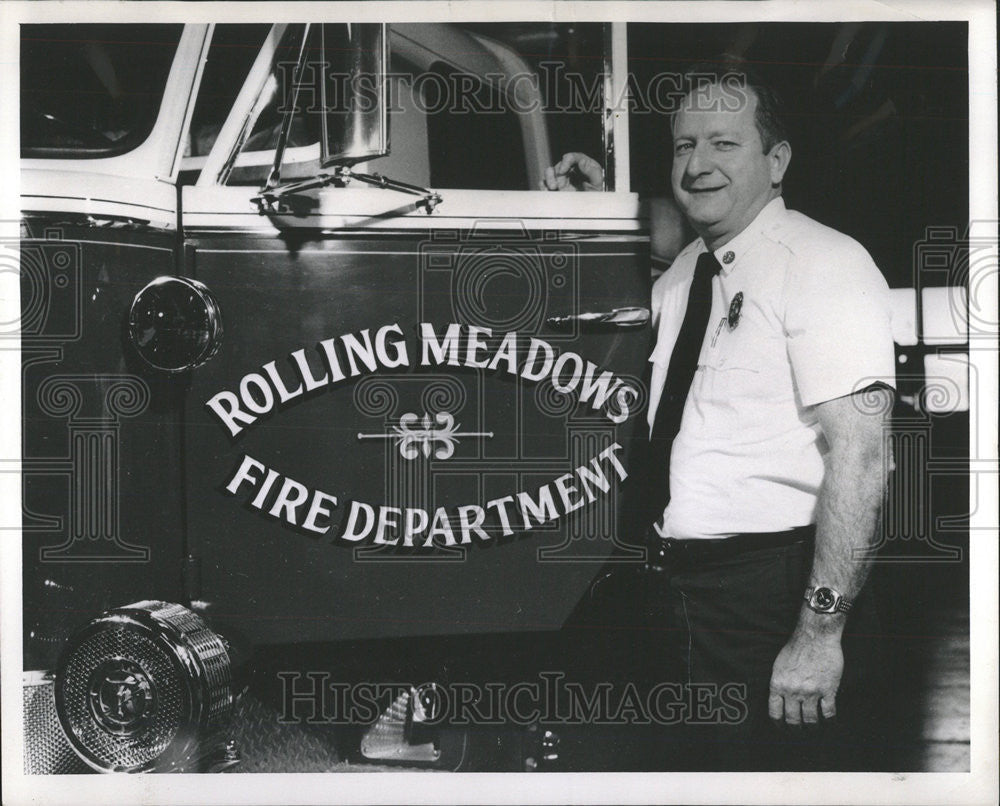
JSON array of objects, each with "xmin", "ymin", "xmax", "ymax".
[{"xmin": 252, "ymin": 167, "xmax": 443, "ymax": 215}]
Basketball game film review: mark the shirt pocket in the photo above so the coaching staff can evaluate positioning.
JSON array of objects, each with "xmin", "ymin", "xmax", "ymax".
[
  {"xmin": 701, "ymin": 318, "xmax": 765, "ymax": 374},
  {"xmin": 700, "ymin": 322, "xmax": 797, "ymax": 441},
  {"xmin": 692, "ymin": 325, "xmax": 767, "ymax": 437}
]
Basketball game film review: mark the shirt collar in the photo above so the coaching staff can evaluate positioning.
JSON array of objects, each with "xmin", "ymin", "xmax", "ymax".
[{"xmin": 701, "ymin": 196, "xmax": 787, "ymax": 276}]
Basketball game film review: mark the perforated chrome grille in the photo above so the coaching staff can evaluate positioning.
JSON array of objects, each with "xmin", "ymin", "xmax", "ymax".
[
  {"xmin": 22, "ymin": 673, "xmax": 88, "ymax": 774},
  {"xmin": 59, "ymin": 626, "xmax": 189, "ymax": 770}
]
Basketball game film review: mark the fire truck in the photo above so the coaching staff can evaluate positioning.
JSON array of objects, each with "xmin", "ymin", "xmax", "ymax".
[{"xmin": 18, "ymin": 21, "xmax": 655, "ymax": 773}]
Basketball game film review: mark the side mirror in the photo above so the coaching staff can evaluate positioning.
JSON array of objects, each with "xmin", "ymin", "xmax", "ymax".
[{"xmin": 320, "ymin": 23, "xmax": 389, "ymax": 167}]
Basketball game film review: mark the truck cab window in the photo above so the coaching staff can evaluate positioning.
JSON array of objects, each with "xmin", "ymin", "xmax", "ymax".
[
  {"xmin": 424, "ymin": 63, "xmax": 529, "ymax": 190},
  {"xmin": 458, "ymin": 23, "xmax": 607, "ymax": 184},
  {"xmin": 21, "ymin": 24, "xmax": 183, "ymax": 158},
  {"xmin": 213, "ymin": 23, "xmax": 608, "ymax": 191}
]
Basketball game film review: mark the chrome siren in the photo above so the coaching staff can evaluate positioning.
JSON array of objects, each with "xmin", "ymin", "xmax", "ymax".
[{"xmin": 54, "ymin": 601, "xmax": 235, "ymax": 773}]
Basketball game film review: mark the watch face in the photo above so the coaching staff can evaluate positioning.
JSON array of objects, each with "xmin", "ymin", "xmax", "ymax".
[{"xmin": 813, "ymin": 587, "xmax": 836, "ymax": 610}]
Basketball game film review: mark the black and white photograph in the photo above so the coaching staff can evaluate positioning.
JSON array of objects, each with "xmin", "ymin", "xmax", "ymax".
[{"xmin": 1, "ymin": 2, "xmax": 996, "ymax": 804}]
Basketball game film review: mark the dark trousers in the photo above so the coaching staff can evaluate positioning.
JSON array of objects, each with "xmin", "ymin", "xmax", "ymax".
[{"xmin": 644, "ymin": 538, "xmax": 890, "ymax": 771}]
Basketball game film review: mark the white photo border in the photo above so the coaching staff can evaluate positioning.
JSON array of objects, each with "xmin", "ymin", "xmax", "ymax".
[{"xmin": 1, "ymin": 2, "xmax": 996, "ymax": 804}]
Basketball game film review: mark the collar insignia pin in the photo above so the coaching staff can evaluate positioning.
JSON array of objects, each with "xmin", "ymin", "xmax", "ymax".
[
  {"xmin": 722, "ymin": 250, "xmax": 735, "ymax": 265},
  {"xmin": 728, "ymin": 292, "xmax": 744, "ymax": 329}
]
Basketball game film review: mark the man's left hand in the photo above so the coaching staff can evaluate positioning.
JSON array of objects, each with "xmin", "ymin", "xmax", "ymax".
[{"xmin": 768, "ymin": 631, "xmax": 844, "ymax": 726}]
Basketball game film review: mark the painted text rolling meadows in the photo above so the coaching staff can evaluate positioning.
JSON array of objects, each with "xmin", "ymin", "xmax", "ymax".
[{"xmin": 208, "ymin": 323, "xmax": 637, "ymax": 547}]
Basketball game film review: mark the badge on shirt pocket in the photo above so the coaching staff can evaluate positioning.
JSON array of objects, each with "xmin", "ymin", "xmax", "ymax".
[{"xmin": 728, "ymin": 291, "xmax": 744, "ymax": 330}]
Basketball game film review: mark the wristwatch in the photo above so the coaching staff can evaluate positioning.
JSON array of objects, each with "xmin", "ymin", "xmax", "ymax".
[{"xmin": 804, "ymin": 586, "xmax": 853, "ymax": 614}]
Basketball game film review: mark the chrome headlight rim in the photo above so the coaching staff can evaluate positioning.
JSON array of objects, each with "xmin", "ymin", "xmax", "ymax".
[{"xmin": 128, "ymin": 275, "xmax": 223, "ymax": 374}]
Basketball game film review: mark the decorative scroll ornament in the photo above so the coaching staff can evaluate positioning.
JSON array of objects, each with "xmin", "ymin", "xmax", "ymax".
[{"xmin": 358, "ymin": 412, "xmax": 493, "ymax": 460}]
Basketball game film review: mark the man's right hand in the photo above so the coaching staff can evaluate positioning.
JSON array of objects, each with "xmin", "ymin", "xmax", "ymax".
[{"xmin": 540, "ymin": 152, "xmax": 604, "ymax": 191}]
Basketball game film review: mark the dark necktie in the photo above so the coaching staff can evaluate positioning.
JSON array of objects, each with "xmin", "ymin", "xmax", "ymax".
[{"xmin": 645, "ymin": 250, "xmax": 721, "ymax": 528}]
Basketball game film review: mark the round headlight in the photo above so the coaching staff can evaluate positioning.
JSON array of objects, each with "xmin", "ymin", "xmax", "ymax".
[
  {"xmin": 54, "ymin": 601, "xmax": 233, "ymax": 773},
  {"xmin": 128, "ymin": 276, "xmax": 222, "ymax": 372}
]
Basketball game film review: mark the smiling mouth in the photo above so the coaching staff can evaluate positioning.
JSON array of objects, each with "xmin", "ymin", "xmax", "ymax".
[{"xmin": 687, "ymin": 186, "xmax": 726, "ymax": 194}]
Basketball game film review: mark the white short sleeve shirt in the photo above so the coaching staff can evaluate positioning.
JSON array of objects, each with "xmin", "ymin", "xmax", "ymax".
[{"xmin": 648, "ymin": 197, "xmax": 896, "ymax": 539}]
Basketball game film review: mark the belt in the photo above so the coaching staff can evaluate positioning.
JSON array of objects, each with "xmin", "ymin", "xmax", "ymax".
[{"xmin": 646, "ymin": 524, "xmax": 815, "ymax": 569}]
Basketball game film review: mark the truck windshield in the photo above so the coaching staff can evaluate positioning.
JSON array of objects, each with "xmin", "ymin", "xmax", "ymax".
[{"xmin": 21, "ymin": 24, "xmax": 183, "ymax": 158}]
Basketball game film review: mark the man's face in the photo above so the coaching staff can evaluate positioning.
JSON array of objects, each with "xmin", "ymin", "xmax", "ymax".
[{"xmin": 671, "ymin": 84, "xmax": 786, "ymax": 247}]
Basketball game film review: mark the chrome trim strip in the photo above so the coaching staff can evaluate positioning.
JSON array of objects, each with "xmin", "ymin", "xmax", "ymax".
[
  {"xmin": 192, "ymin": 248, "xmax": 646, "ymax": 256},
  {"xmin": 610, "ymin": 23, "xmax": 631, "ymax": 194},
  {"xmin": 166, "ymin": 23, "xmax": 216, "ymax": 183}
]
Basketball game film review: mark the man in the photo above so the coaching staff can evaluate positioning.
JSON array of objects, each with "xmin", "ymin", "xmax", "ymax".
[{"xmin": 544, "ymin": 61, "xmax": 895, "ymax": 770}]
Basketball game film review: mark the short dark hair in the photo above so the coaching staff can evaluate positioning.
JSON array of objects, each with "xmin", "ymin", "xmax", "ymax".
[{"xmin": 675, "ymin": 56, "xmax": 789, "ymax": 153}]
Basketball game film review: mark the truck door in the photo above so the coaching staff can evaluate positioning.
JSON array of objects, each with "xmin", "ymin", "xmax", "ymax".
[{"xmin": 176, "ymin": 23, "xmax": 651, "ymax": 646}]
